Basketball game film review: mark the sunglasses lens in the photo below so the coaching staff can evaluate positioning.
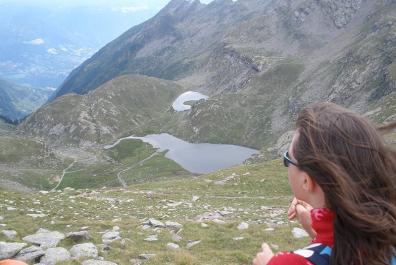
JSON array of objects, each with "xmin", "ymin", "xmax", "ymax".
[{"xmin": 283, "ymin": 154, "xmax": 290, "ymax": 167}]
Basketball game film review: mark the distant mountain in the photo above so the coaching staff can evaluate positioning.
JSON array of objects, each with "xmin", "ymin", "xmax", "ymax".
[
  {"xmin": 0, "ymin": 77, "xmax": 53, "ymax": 121},
  {"xmin": 0, "ymin": 3, "xmax": 161, "ymax": 88},
  {"xmin": 0, "ymin": 84, "xmax": 20, "ymax": 122},
  {"xmin": 26, "ymin": 0, "xmax": 396, "ymax": 150}
]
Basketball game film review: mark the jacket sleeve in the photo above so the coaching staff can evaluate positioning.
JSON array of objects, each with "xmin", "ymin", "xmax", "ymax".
[{"xmin": 267, "ymin": 252, "xmax": 314, "ymax": 265}]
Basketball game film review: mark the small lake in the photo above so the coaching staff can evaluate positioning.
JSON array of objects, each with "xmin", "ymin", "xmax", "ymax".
[
  {"xmin": 105, "ymin": 133, "xmax": 259, "ymax": 174},
  {"xmin": 172, "ymin": 91, "xmax": 209, "ymax": 112}
]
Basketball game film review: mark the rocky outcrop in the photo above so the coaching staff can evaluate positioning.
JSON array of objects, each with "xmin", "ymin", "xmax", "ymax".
[{"xmin": 318, "ymin": 0, "xmax": 362, "ymax": 28}]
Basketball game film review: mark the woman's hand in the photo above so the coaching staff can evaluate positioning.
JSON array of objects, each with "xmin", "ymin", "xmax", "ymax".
[
  {"xmin": 253, "ymin": 243, "xmax": 274, "ymax": 265},
  {"xmin": 287, "ymin": 197, "xmax": 316, "ymax": 239}
]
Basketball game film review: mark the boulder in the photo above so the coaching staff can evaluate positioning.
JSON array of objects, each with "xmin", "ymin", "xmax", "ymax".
[
  {"xmin": 70, "ymin": 243, "xmax": 98, "ymax": 259},
  {"xmin": 102, "ymin": 231, "xmax": 120, "ymax": 244},
  {"xmin": 40, "ymin": 247, "xmax": 71, "ymax": 265},
  {"xmin": 166, "ymin": 243, "xmax": 180, "ymax": 250},
  {"xmin": 15, "ymin": 245, "xmax": 45, "ymax": 263},
  {"xmin": 0, "ymin": 241, "xmax": 27, "ymax": 259},
  {"xmin": 23, "ymin": 229, "xmax": 65, "ymax": 249},
  {"xmin": 66, "ymin": 231, "xmax": 90, "ymax": 242},
  {"xmin": 147, "ymin": 218, "xmax": 165, "ymax": 228},
  {"xmin": 165, "ymin": 221, "xmax": 182, "ymax": 230}
]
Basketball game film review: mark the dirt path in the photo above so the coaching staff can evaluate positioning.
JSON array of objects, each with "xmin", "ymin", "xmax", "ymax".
[
  {"xmin": 50, "ymin": 157, "xmax": 95, "ymax": 191},
  {"xmin": 117, "ymin": 152, "xmax": 159, "ymax": 188}
]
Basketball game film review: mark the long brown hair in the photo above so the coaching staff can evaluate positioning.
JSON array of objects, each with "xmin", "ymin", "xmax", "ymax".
[{"xmin": 293, "ymin": 102, "xmax": 396, "ymax": 265}]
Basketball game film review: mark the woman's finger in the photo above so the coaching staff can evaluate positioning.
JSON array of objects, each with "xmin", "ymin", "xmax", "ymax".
[
  {"xmin": 296, "ymin": 199, "xmax": 313, "ymax": 211},
  {"xmin": 287, "ymin": 197, "xmax": 298, "ymax": 220}
]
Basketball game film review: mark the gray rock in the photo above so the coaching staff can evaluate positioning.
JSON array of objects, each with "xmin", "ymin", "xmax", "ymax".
[
  {"xmin": 2, "ymin": 230, "xmax": 17, "ymax": 239},
  {"xmin": 69, "ymin": 243, "xmax": 98, "ymax": 259},
  {"xmin": 66, "ymin": 231, "xmax": 90, "ymax": 242},
  {"xmin": 237, "ymin": 222, "xmax": 249, "ymax": 230},
  {"xmin": 212, "ymin": 219, "xmax": 226, "ymax": 225},
  {"xmin": 144, "ymin": 235, "xmax": 158, "ymax": 242},
  {"xmin": 165, "ymin": 221, "xmax": 182, "ymax": 230},
  {"xmin": 82, "ymin": 260, "xmax": 118, "ymax": 265},
  {"xmin": 102, "ymin": 231, "xmax": 120, "ymax": 244},
  {"xmin": 195, "ymin": 212, "xmax": 222, "ymax": 222},
  {"xmin": 147, "ymin": 218, "xmax": 165, "ymax": 228},
  {"xmin": 171, "ymin": 233, "xmax": 182, "ymax": 242},
  {"xmin": 138, "ymin": 253, "xmax": 156, "ymax": 260},
  {"xmin": 0, "ymin": 241, "xmax": 27, "ymax": 259},
  {"xmin": 292, "ymin": 227, "xmax": 309, "ymax": 239},
  {"xmin": 40, "ymin": 247, "xmax": 71, "ymax": 265},
  {"xmin": 186, "ymin": 240, "xmax": 201, "ymax": 249},
  {"xmin": 15, "ymin": 245, "xmax": 45, "ymax": 263},
  {"xmin": 23, "ymin": 229, "xmax": 65, "ymax": 249},
  {"xmin": 166, "ymin": 243, "xmax": 180, "ymax": 250}
]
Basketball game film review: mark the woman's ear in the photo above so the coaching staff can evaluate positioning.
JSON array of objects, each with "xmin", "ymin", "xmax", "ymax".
[{"xmin": 301, "ymin": 173, "xmax": 315, "ymax": 192}]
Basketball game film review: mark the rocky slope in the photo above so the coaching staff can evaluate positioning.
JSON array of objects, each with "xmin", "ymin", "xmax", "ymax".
[
  {"xmin": 20, "ymin": 75, "xmax": 183, "ymax": 146},
  {"xmin": 23, "ymin": 0, "xmax": 396, "ymax": 151},
  {"xmin": 53, "ymin": 0, "xmax": 385, "ymax": 97}
]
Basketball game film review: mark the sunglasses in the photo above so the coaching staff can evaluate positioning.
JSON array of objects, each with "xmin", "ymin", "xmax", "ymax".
[{"xmin": 283, "ymin": 151, "xmax": 299, "ymax": 167}]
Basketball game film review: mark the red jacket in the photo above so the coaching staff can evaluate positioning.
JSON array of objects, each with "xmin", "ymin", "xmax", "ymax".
[{"xmin": 268, "ymin": 208, "xmax": 335, "ymax": 265}]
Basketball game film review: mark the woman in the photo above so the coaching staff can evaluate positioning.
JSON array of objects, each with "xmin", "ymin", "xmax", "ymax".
[{"xmin": 253, "ymin": 102, "xmax": 396, "ymax": 265}]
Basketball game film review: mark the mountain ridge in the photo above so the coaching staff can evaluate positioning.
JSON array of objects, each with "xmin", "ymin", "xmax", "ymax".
[
  {"xmin": 24, "ymin": 0, "xmax": 396, "ymax": 152},
  {"xmin": 21, "ymin": 74, "xmax": 184, "ymax": 146}
]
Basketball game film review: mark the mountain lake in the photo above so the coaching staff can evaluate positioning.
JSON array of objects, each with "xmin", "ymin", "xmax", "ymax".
[{"xmin": 105, "ymin": 133, "xmax": 259, "ymax": 174}]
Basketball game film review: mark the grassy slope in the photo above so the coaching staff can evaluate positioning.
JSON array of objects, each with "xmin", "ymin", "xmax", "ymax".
[
  {"xmin": 57, "ymin": 139, "xmax": 190, "ymax": 190},
  {"xmin": 0, "ymin": 135, "xmax": 70, "ymax": 190},
  {"xmin": 20, "ymin": 74, "xmax": 185, "ymax": 145},
  {"xmin": 0, "ymin": 159, "xmax": 308, "ymax": 265}
]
